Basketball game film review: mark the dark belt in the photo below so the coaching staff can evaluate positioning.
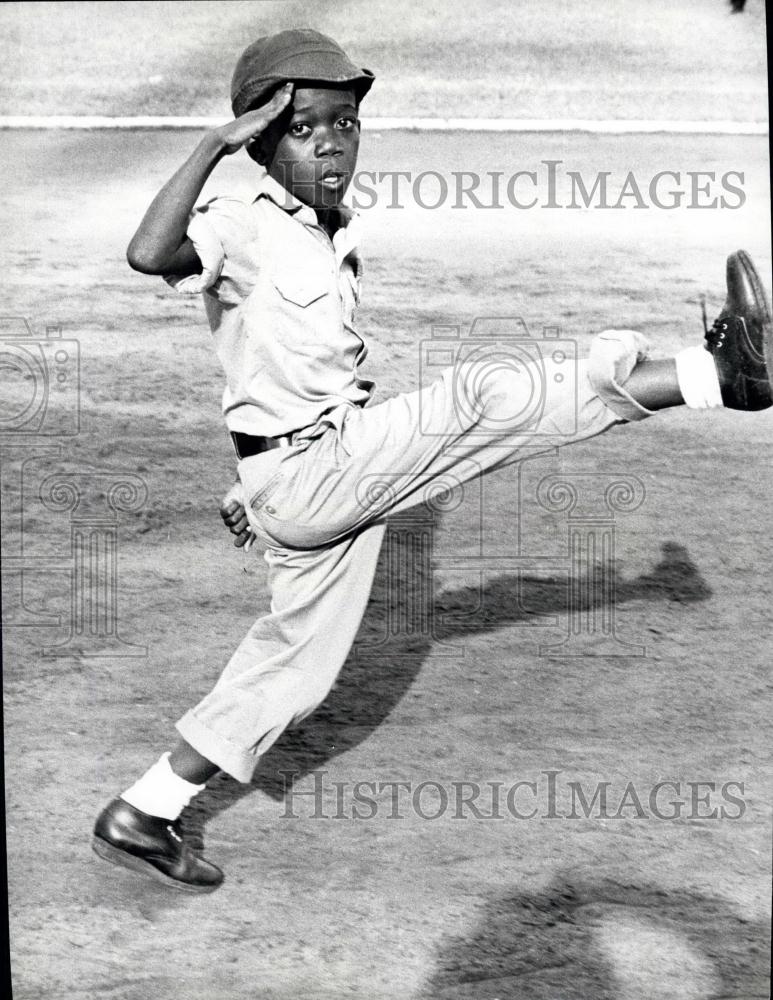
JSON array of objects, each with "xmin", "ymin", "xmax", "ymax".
[{"xmin": 231, "ymin": 431, "xmax": 294, "ymax": 460}]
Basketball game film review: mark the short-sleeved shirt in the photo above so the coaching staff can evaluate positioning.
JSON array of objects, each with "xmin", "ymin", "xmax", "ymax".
[{"xmin": 165, "ymin": 174, "xmax": 374, "ymax": 436}]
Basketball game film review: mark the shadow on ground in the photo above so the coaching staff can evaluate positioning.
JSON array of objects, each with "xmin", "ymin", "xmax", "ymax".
[
  {"xmin": 418, "ymin": 876, "xmax": 770, "ymax": 999},
  {"xmin": 181, "ymin": 508, "xmax": 711, "ymax": 844}
]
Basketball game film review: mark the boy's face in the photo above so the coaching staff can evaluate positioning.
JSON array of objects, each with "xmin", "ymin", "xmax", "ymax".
[{"xmin": 256, "ymin": 85, "xmax": 360, "ymax": 210}]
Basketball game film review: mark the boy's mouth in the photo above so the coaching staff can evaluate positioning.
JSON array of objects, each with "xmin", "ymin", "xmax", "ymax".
[{"xmin": 319, "ymin": 168, "xmax": 347, "ymax": 189}]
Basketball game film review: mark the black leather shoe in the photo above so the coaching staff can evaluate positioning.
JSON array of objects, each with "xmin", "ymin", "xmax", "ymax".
[
  {"xmin": 92, "ymin": 798, "xmax": 224, "ymax": 893},
  {"xmin": 704, "ymin": 250, "xmax": 773, "ymax": 410}
]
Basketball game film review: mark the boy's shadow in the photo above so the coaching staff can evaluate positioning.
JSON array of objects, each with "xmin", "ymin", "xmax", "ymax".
[
  {"xmin": 421, "ymin": 875, "xmax": 769, "ymax": 998},
  {"xmin": 181, "ymin": 506, "xmax": 711, "ymax": 845}
]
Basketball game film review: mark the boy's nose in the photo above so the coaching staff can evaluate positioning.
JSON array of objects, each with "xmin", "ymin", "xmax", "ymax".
[{"xmin": 315, "ymin": 127, "xmax": 343, "ymax": 156}]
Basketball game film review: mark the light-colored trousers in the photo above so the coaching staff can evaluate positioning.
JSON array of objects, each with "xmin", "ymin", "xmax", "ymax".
[{"xmin": 177, "ymin": 331, "xmax": 653, "ymax": 781}]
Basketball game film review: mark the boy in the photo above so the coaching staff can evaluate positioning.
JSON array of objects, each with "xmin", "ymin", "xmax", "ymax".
[{"xmin": 92, "ymin": 29, "xmax": 772, "ymax": 892}]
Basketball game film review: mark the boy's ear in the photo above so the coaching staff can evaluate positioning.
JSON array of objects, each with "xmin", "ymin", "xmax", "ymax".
[
  {"xmin": 247, "ymin": 138, "xmax": 268, "ymax": 166},
  {"xmin": 248, "ymin": 110, "xmax": 287, "ymax": 167}
]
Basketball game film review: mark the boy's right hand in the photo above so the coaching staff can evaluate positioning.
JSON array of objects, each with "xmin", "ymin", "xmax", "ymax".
[
  {"xmin": 126, "ymin": 86, "xmax": 293, "ymax": 277},
  {"xmin": 214, "ymin": 82, "xmax": 294, "ymax": 155},
  {"xmin": 220, "ymin": 490, "xmax": 256, "ymax": 549}
]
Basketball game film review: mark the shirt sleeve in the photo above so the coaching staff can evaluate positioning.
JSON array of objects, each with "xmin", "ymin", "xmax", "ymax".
[{"xmin": 163, "ymin": 197, "xmax": 254, "ymax": 303}]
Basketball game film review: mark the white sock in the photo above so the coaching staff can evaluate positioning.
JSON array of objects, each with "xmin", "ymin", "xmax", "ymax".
[
  {"xmin": 675, "ymin": 345, "xmax": 724, "ymax": 409},
  {"xmin": 120, "ymin": 752, "xmax": 206, "ymax": 820}
]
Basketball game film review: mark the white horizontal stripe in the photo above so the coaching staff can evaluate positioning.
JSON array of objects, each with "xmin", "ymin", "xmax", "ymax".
[
  {"xmin": 0, "ymin": 115, "xmax": 767, "ymax": 135},
  {"xmin": 365, "ymin": 117, "xmax": 769, "ymax": 135}
]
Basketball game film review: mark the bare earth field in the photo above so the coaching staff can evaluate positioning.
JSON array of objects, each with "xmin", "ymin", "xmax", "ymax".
[
  {"xmin": 2, "ymin": 123, "xmax": 772, "ymax": 999},
  {"xmin": 1, "ymin": 0, "xmax": 768, "ymax": 121}
]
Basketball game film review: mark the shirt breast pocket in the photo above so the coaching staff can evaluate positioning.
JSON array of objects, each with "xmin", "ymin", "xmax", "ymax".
[{"xmin": 273, "ymin": 272, "xmax": 330, "ymax": 308}]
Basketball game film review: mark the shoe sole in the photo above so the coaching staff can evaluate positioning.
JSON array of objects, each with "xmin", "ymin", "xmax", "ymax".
[
  {"xmin": 91, "ymin": 835, "xmax": 222, "ymax": 894},
  {"xmin": 736, "ymin": 249, "xmax": 773, "ymax": 388}
]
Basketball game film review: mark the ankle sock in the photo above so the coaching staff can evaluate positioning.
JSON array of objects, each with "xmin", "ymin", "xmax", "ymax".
[
  {"xmin": 675, "ymin": 345, "xmax": 724, "ymax": 409},
  {"xmin": 120, "ymin": 752, "xmax": 206, "ymax": 820}
]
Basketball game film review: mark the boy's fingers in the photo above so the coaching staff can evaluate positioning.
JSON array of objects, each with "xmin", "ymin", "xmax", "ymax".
[
  {"xmin": 235, "ymin": 527, "xmax": 259, "ymax": 550},
  {"xmin": 220, "ymin": 501, "xmax": 249, "ymax": 529},
  {"xmin": 222, "ymin": 510, "xmax": 248, "ymax": 530},
  {"xmin": 231, "ymin": 514, "xmax": 250, "ymax": 535},
  {"xmin": 219, "ymin": 83, "xmax": 293, "ymax": 152},
  {"xmin": 220, "ymin": 501, "xmax": 246, "ymax": 520},
  {"xmin": 269, "ymin": 82, "xmax": 294, "ymax": 109},
  {"xmin": 244, "ymin": 83, "xmax": 293, "ymax": 129}
]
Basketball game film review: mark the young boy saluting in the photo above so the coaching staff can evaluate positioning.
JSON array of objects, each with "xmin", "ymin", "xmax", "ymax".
[{"xmin": 92, "ymin": 29, "xmax": 772, "ymax": 892}]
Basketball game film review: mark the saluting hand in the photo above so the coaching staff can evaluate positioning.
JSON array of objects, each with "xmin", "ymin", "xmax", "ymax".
[{"xmin": 214, "ymin": 82, "xmax": 294, "ymax": 155}]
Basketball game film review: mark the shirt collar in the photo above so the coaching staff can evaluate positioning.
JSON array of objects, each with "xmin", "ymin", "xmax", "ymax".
[
  {"xmin": 254, "ymin": 172, "xmax": 308, "ymax": 215},
  {"xmin": 254, "ymin": 172, "xmax": 358, "ymax": 239}
]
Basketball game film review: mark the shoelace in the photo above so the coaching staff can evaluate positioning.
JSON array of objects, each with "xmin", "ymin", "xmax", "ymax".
[{"xmin": 701, "ymin": 293, "xmax": 728, "ymax": 349}]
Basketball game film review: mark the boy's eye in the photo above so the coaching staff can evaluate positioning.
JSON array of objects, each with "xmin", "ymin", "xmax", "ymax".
[{"xmin": 287, "ymin": 116, "xmax": 357, "ymax": 138}]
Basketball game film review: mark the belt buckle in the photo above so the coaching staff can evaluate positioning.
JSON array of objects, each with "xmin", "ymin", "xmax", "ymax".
[{"xmin": 231, "ymin": 431, "xmax": 293, "ymax": 460}]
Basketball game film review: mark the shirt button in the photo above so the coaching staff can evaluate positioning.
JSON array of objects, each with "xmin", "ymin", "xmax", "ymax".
[{"xmin": 265, "ymin": 505, "xmax": 276, "ymax": 515}]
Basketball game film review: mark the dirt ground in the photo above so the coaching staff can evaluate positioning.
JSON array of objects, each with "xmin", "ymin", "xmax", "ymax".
[
  {"xmin": 3, "ymin": 126, "xmax": 772, "ymax": 999},
  {"xmin": 1, "ymin": 0, "xmax": 767, "ymax": 120}
]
